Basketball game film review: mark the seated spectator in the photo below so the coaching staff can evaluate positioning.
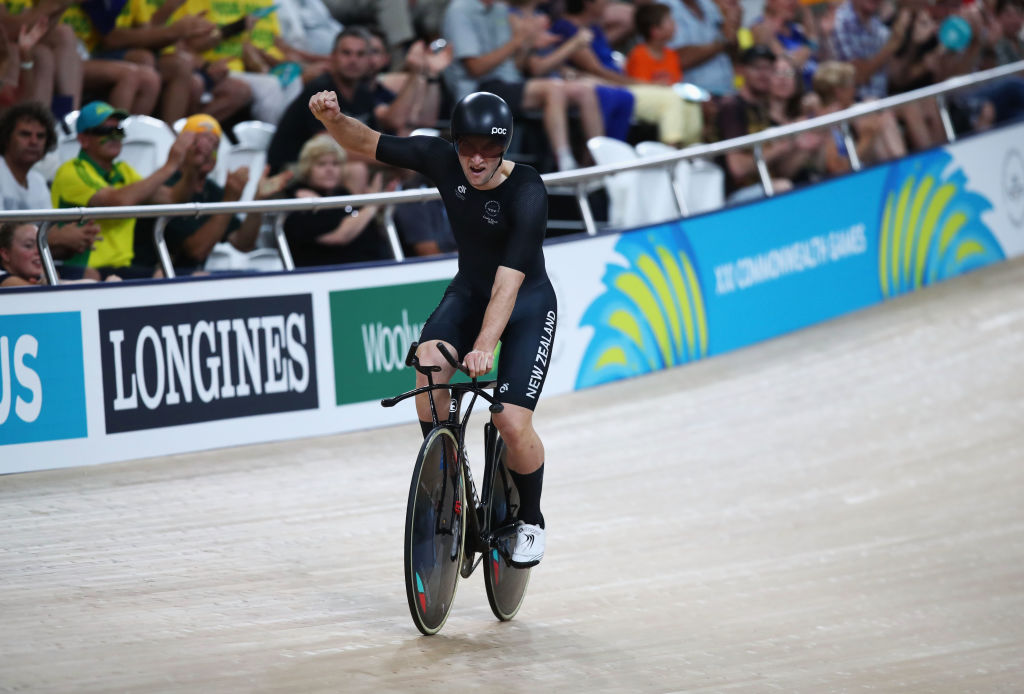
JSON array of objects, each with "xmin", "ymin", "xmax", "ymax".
[
  {"xmin": 602, "ymin": 0, "xmax": 640, "ymax": 48},
  {"xmin": 0, "ymin": 101, "xmax": 53, "ymax": 211},
  {"xmin": 50, "ymin": 100, "xmax": 196, "ymax": 279},
  {"xmin": 89, "ymin": 0, "xmax": 216, "ymax": 125},
  {"xmin": 366, "ymin": 28, "xmax": 453, "ymax": 134},
  {"xmin": 993, "ymin": 0, "xmax": 1023, "ymax": 66},
  {"xmin": 717, "ymin": 45, "xmax": 806, "ymax": 202},
  {"xmin": 0, "ymin": 221, "xmax": 43, "ymax": 286},
  {"xmin": 0, "ymin": 220, "xmax": 121, "ymax": 286},
  {"xmin": 283, "ymin": 134, "xmax": 392, "ymax": 267},
  {"xmin": 660, "ymin": 0, "xmax": 739, "ymax": 97},
  {"xmin": 443, "ymin": 0, "xmax": 605, "ymax": 171},
  {"xmin": 0, "ymin": 102, "xmax": 105, "ymax": 276},
  {"xmin": 510, "ymin": 0, "xmax": 632, "ymax": 143},
  {"xmin": 320, "ymin": 0, "xmax": 416, "ymax": 67},
  {"xmin": 268, "ymin": 26, "xmax": 437, "ymax": 173},
  {"xmin": 944, "ymin": 1, "xmax": 1024, "ymax": 128},
  {"xmin": 184, "ymin": 0, "xmax": 317, "ymax": 125},
  {"xmin": 392, "ymin": 173, "xmax": 456, "ymax": 256},
  {"xmin": 810, "ymin": 60, "xmax": 906, "ymax": 173},
  {"xmin": 626, "ymin": 3, "xmax": 683, "ymax": 85},
  {"xmin": 887, "ymin": 7, "xmax": 947, "ymax": 145},
  {"xmin": 829, "ymin": 0, "xmax": 941, "ymax": 150},
  {"xmin": 767, "ymin": 54, "xmax": 805, "ymax": 126},
  {"xmin": 0, "ymin": 1, "xmax": 82, "ymax": 120},
  {"xmin": 134, "ymin": 114, "xmax": 293, "ymax": 275},
  {"xmin": 750, "ymin": 0, "xmax": 821, "ymax": 89},
  {"xmin": 552, "ymin": 0, "xmax": 703, "ymax": 146},
  {"xmin": 274, "ymin": 0, "xmax": 343, "ymax": 58},
  {"xmin": 57, "ymin": 2, "xmax": 163, "ymax": 118},
  {"xmin": 767, "ymin": 53, "xmax": 825, "ymax": 184}
]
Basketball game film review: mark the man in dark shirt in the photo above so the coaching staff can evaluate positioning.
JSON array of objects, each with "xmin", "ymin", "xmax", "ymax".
[
  {"xmin": 717, "ymin": 45, "xmax": 817, "ymax": 200},
  {"xmin": 135, "ymin": 114, "xmax": 290, "ymax": 274},
  {"xmin": 267, "ymin": 26, "xmax": 431, "ymax": 173}
]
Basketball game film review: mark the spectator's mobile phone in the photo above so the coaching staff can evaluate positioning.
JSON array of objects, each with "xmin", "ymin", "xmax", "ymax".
[
  {"xmin": 220, "ymin": 16, "xmax": 247, "ymax": 39},
  {"xmin": 429, "ymin": 38, "xmax": 447, "ymax": 53},
  {"xmin": 251, "ymin": 5, "xmax": 278, "ymax": 19}
]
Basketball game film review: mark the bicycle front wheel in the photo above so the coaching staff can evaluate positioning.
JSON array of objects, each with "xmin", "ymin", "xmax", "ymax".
[
  {"xmin": 483, "ymin": 436, "xmax": 531, "ymax": 621},
  {"xmin": 404, "ymin": 427, "xmax": 465, "ymax": 635}
]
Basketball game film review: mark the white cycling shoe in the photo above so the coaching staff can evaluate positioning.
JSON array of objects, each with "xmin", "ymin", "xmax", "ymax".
[{"xmin": 510, "ymin": 522, "xmax": 545, "ymax": 568}]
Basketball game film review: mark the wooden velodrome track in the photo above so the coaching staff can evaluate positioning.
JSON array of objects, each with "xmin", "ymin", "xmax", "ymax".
[{"xmin": 3, "ymin": 258, "xmax": 1023, "ymax": 693}]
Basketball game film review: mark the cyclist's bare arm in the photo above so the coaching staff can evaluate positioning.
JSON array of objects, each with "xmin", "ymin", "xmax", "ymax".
[
  {"xmin": 465, "ymin": 266, "xmax": 525, "ymax": 377},
  {"xmin": 309, "ymin": 90, "xmax": 381, "ymax": 160}
]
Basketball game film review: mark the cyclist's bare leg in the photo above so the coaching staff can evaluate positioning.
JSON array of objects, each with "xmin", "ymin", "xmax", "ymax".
[
  {"xmin": 493, "ymin": 404, "xmax": 546, "ymax": 550},
  {"xmin": 492, "ymin": 404, "xmax": 543, "ymax": 474},
  {"xmin": 414, "ymin": 339, "xmax": 458, "ymax": 424}
]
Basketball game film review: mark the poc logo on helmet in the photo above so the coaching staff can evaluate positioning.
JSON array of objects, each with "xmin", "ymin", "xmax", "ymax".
[{"xmin": 491, "ymin": 127, "xmax": 507, "ymax": 135}]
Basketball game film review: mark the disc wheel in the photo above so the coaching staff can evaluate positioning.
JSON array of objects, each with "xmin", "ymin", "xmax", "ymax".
[
  {"xmin": 404, "ymin": 428, "xmax": 465, "ymax": 635},
  {"xmin": 483, "ymin": 436, "xmax": 531, "ymax": 621}
]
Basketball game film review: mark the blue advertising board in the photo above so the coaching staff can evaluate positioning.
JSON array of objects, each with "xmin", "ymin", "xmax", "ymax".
[
  {"xmin": 576, "ymin": 149, "xmax": 1005, "ymax": 388},
  {"xmin": 0, "ymin": 312, "xmax": 88, "ymax": 445}
]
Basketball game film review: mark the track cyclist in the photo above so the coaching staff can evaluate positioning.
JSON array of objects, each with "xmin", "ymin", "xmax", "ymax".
[{"xmin": 310, "ymin": 89, "xmax": 556, "ymax": 567}]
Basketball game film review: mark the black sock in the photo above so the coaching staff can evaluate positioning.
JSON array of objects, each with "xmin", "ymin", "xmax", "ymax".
[
  {"xmin": 509, "ymin": 464, "xmax": 544, "ymax": 528},
  {"xmin": 420, "ymin": 420, "xmax": 434, "ymax": 439}
]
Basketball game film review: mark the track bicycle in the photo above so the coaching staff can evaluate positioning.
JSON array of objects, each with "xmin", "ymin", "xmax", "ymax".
[{"xmin": 381, "ymin": 342, "xmax": 531, "ymax": 635}]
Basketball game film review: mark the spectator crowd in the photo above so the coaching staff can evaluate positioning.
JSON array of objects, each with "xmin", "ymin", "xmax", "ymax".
[{"xmin": 1, "ymin": 0, "xmax": 1022, "ymax": 287}]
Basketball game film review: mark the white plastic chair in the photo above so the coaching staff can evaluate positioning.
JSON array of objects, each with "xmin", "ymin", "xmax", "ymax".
[
  {"xmin": 586, "ymin": 136, "xmax": 643, "ymax": 229},
  {"xmin": 224, "ymin": 145, "xmax": 267, "ymax": 202},
  {"xmin": 244, "ymin": 248, "xmax": 285, "ymax": 272},
  {"xmin": 203, "ymin": 242, "xmax": 247, "ymax": 271},
  {"xmin": 232, "ymin": 120, "xmax": 276, "ymax": 150},
  {"xmin": 204, "ymin": 243, "xmax": 284, "ymax": 273},
  {"xmin": 633, "ymin": 141, "xmax": 685, "ymax": 223},
  {"xmin": 409, "ymin": 127, "xmax": 441, "ymax": 138},
  {"xmin": 687, "ymin": 158, "xmax": 726, "ymax": 214},
  {"xmin": 119, "ymin": 115, "xmax": 175, "ymax": 177},
  {"xmin": 635, "ymin": 141, "xmax": 725, "ymax": 216}
]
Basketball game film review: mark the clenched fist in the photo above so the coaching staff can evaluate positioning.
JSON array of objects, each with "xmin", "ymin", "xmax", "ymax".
[{"xmin": 309, "ymin": 90, "xmax": 343, "ymax": 123}]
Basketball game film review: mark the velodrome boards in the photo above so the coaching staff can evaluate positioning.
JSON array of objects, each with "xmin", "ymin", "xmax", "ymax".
[{"xmin": 3, "ymin": 122, "xmax": 1024, "ymax": 473}]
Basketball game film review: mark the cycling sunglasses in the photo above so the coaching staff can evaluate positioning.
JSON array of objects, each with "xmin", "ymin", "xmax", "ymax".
[
  {"xmin": 455, "ymin": 137, "xmax": 505, "ymax": 159},
  {"xmin": 86, "ymin": 125, "xmax": 126, "ymax": 139}
]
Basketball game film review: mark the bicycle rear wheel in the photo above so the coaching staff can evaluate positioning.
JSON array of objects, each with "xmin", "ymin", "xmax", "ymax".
[
  {"xmin": 483, "ymin": 436, "xmax": 531, "ymax": 621},
  {"xmin": 405, "ymin": 427, "xmax": 465, "ymax": 635}
]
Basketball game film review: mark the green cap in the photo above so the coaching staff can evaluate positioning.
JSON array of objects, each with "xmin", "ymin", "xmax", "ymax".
[{"xmin": 77, "ymin": 101, "xmax": 129, "ymax": 134}]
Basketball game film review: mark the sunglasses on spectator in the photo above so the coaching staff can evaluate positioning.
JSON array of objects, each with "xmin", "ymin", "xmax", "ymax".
[
  {"xmin": 455, "ymin": 137, "xmax": 505, "ymax": 159},
  {"xmin": 86, "ymin": 125, "xmax": 126, "ymax": 139}
]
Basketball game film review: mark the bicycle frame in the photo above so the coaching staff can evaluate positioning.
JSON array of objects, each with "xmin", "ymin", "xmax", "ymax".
[{"xmin": 381, "ymin": 342, "xmax": 509, "ymax": 561}]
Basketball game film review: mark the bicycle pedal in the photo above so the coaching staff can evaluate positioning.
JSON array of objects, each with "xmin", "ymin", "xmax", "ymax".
[{"xmin": 489, "ymin": 524, "xmax": 518, "ymax": 564}]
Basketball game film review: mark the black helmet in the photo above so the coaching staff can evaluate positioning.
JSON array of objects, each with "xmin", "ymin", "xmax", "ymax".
[{"xmin": 450, "ymin": 92, "xmax": 513, "ymax": 155}]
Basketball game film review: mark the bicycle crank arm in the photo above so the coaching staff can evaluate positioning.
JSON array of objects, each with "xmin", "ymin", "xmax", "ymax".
[{"xmin": 488, "ymin": 524, "xmax": 518, "ymax": 565}]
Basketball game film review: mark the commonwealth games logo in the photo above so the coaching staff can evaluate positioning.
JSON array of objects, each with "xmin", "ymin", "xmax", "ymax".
[
  {"xmin": 878, "ymin": 150, "xmax": 1004, "ymax": 298},
  {"xmin": 575, "ymin": 227, "xmax": 708, "ymax": 389}
]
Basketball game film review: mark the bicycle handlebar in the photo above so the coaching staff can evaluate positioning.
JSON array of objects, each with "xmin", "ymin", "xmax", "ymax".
[
  {"xmin": 436, "ymin": 342, "xmax": 467, "ymax": 375},
  {"xmin": 381, "ymin": 342, "xmax": 504, "ymax": 413}
]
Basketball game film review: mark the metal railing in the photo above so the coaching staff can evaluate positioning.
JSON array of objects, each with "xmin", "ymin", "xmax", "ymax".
[{"xmin": 2, "ymin": 60, "xmax": 1021, "ymax": 286}]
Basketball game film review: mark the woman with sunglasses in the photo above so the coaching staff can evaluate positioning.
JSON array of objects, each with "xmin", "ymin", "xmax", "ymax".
[{"xmin": 311, "ymin": 89, "xmax": 555, "ymax": 569}]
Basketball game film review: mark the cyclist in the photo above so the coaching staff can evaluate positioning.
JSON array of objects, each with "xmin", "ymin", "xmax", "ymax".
[{"xmin": 310, "ymin": 90, "xmax": 555, "ymax": 567}]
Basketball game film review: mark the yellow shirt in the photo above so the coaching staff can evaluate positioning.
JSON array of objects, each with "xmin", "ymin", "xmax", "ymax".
[
  {"xmin": 175, "ymin": 0, "xmax": 284, "ymax": 72},
  {"xmin": 60, "ymin": 0, "xmax": 148, "ymax": 54},
  {"xmin": 2, "ymin": 0, "xmax": 33, "ymax": 15},
  {"xmin": 51, "ymin": 153, "xmax": 144, "ymax": 269}
]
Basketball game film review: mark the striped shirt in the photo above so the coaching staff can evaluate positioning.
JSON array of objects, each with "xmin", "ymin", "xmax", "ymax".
[{"xmin": 830, "ymin": 1, "xmax": 890, "ymax": 99}]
